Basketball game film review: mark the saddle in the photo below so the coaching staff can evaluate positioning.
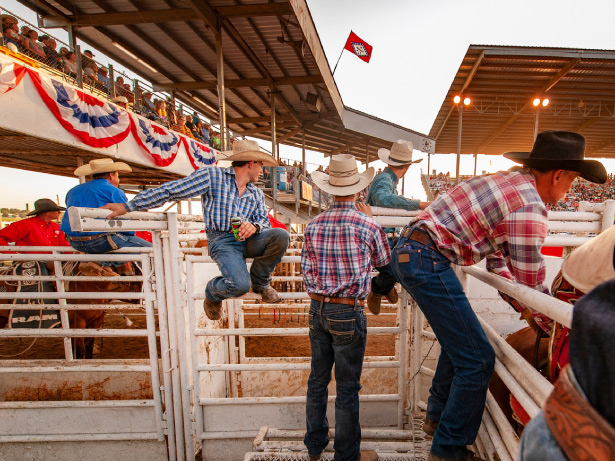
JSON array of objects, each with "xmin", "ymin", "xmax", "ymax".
[{"xmin": 77, "ymin": 261, "xmax": 136, "ymax": 277}]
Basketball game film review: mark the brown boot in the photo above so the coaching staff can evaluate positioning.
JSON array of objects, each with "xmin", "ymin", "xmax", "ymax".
[
  {"xmin": 367, "ymin": 291, "xmax": 382, "ymax": 315},
  {"xmin": 360, "ymin": 451, "xmax": 379, "ymax": 461},
  {"xmin": 203, "ymin": 298, "xmax": 222, "ymax": 320},
  {"xmin": 254, "ymin": 286, "xmax": 281, "ymax": 303},
  {"xmin": 423, "ymin": 417, "xmax": 439, "ymax": 437},
  {"xmin": 384, "ymin": 287, "xmax": 399, "ymax": 304}
]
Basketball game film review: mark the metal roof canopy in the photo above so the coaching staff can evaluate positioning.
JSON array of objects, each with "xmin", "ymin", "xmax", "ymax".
[
  {"xmin": 19, "ymin": 0, "xmax": 432, "ymax": 169},
  {"xmin": 429, "ymin": 45, "xmax": 615, "ymax": 159}
]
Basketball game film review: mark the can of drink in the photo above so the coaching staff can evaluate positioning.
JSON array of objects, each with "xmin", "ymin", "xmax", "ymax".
[{"xmin": 231, "ymin": 217, "xmax": 244, "ymax": 241}]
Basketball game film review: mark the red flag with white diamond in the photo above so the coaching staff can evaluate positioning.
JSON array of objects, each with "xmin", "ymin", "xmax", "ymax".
[{"xmin": 343, "ymin": 31, "xmax": 373, "ymax": 63}]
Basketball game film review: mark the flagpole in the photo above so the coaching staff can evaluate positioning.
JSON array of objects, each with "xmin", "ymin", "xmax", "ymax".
[
  {"xmin": 332, "ymin": 46, "xmax": 345, "ymax": 75},
  {"xmin": 333, "ymin": 31, "xmax": 352, "ymax": 75}
]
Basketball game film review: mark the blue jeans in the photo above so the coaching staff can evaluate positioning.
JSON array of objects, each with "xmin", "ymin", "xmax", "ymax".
[
  {"xmin": 518, "ymin": 411, "xmax": 566, "ymax": 460},
  {"xmin": 304, "ymin": 299, "xmax": 367, "ymax": 461},
  {"xmin": 68, "ymin": 233, "xmax": 152, "ymax": 267},
  {"xmin": 390, "ymin": 228, "xmax": 495, "ymax": 460},
  {"xmin": 371, "ymin": 237, "xmax": 398, "ymax": 296},
  {"xmin": 206, "ymin": 228, "xmax": 289, "ymax": 302}
]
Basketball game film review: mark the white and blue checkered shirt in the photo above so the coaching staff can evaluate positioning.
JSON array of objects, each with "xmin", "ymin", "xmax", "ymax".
[{"xmin": 125, "ymin": 166, "xmax": 270, "ymax": 233}]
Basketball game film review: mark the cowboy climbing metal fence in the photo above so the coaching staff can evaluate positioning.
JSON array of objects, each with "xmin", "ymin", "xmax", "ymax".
[
  {"xmin": 0, "ymin": 243, "xmax": 169, "ymax": 457},
  {"xmin": 407, "ymin": 199, "xmax": 615, "ymax": 461}
]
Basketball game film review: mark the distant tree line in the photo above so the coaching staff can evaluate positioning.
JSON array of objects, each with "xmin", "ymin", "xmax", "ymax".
[{"xmin": 1, "ymin": 208, "xmax": 28, "ymax": 218}]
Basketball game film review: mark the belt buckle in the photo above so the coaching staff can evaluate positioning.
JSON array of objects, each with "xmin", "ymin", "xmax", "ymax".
[{"xmin": 324, "ymin": 297, "xmax": 330, "ymax": 302}]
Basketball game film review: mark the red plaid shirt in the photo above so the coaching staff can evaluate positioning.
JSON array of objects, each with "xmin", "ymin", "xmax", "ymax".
[
  {"xmin": 302, "ymin": 201, "xmax": 390, "ymax": 299},
  {"xmin": 411, "ymin": 168, "xmax": 550, "ymax": 326}
]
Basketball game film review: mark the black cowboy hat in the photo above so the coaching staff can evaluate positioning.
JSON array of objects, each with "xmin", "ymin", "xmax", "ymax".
[
  {"xmin": 504, "ymin": 131, "xmax": 607, "ymax": 184},
  {"xmin": 26, "ymin": 198, "xmax": 66, "ymax": 216}
]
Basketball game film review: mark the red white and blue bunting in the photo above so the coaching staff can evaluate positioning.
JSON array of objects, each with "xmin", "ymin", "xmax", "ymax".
[
  {"xmin": 0, "ymin": 58, "xmax": 26, "ymax": 95},
  {"xmin": 27, "ymin": 70, "xmax": 131, "ymax": 148},
  {"xmin": 183, "ymin": 137, "xmax": 218, "ymax": 170},
  {"xmin": 130, "ymin": 115, "xmax": 180, "ymax": 167}
]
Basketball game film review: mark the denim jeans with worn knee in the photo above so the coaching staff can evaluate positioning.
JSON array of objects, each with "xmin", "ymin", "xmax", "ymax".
[
  {"xmin": 390, "ymin": 228, "xmax": 495, "ymax": 460},
  {"xmin": 206, "ymin": 228, "xmax": 289, "ymax": 302},
  {"xmin": 304, "ymin": 299, "xmax": 367, "ymax": 461},
  {"xmin": 371, "ymin": 236, "xmax": 398, "ymax": 296},
  {"xmin": 68, "ymin": 233, "xmax": 152, "ymax": 267}
]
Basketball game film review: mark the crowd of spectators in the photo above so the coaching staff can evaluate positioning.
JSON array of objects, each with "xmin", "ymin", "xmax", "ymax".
[
  {"xmin": 549, "ymin": 174, "xmax": 615, "ymax": 211},
  {"xmin": 2, "ymin": 13, "xmax": 227, "ymax": 149}
]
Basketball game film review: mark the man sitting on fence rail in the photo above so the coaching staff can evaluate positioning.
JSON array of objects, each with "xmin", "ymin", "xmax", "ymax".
[
  {"xmin": 61, "ymin": 159, "xmax": 153, "ymax": 273},
  {"xmin": 519, "ymin": 278, "xmax": 615, "ymax": 460},
  {"xmin": 390, "ymin": 131, "xmax": 607, "ymax": 461},
  {"xmin": 365, "ymin": 139, "xmax": 429, "ymax": 315},
  {"xmin": 301, "ymin": 154, "xmax": 388, "ymax": 461},
  {"xmin": 103, "ymin": 139, "xmax": 290, "ymax": 321}
]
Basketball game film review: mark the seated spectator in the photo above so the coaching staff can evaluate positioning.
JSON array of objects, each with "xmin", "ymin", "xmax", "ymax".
[
  {"xmin": 1, "ymin": 15, "xmax": 22, "ymax": 51},
  {"xmin": 193, "ymin": 120, "xmax": 206, "ymax": 143},
  {"xmin": 81, "ymin": 49, "xmax": 95, "ymax": 70},
  {"xmin": 63, "ymin": 51, "xmax": 77, "ymax": 77},
  {"xmin": 201, "ymin": 122, "xmax": 211, "ymax": 146},
  {"xmin": 40, "ymin": 36, "xmax": 62, "ymax": 69},
  {"xmin": 111, "ymin": 95, "xmax": 128, "ymax": 109},
  {"xmin": 97, "ymin": 65, "xmax": 109, "ymax": 90},
  {"xmin": 141, "ymin": 91, "xmax": 155, "ymax": 113},
  {"xmin": 175, "ymin": 115, "xmax": 196, "ymax": 138},
  {"xmin": 26, "ymin": 30, "xmax": 46, "ymax": 60},
  {"xmin": 83, "ymin": 62, "xmax": 98, "ymax": 82},
  {"xmin": 59, "ymin": 46, "xmax": 68, "ymax": 57}
]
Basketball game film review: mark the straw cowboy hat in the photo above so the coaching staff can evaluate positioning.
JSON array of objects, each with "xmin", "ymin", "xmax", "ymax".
[
  {"xmin": 74, "ymin": 158, "xmax": 132, "ymax": 176},
  {"xmin": 221, "ymin": 139, "xmax": 278, "ymax": 166},
  {"xmin": 311, "ymin": 154, "xmax": 375, "ymax": 196},
  {"xmin": 26, "ymin": 198, "xmax": 65, "ymax": 216},
  {"xmin": 111, "ymin": 96, "xmax": 128, "ymax": 104},
  {"xmin": 504, "ymin": 131, "xmax": 607, "ymax": 184},
  {"xmin": 378, "ymin": 140, "xmax": 422, "ymax": 167}
]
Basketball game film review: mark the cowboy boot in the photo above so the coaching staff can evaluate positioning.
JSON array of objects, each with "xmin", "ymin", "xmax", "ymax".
[
  {"xmin": 367, "ymin": 291, "xmax": 382, "ymax": 315},
  {"xmin": 203, "ymin": 298, "xmax": 222, "ymax": 321},
  {"xmin": 384, "ymin": 287, "xmax": 398, "ymax": 304},
  {"xmin": 254, "ymin": 286, "xmax": 281, "ymax": 303}
]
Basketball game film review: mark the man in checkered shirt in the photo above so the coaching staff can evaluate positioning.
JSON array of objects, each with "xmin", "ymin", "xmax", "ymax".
[
  {"xmin": 302, "ymin": 154, "xmax": 388, "ymax": 461},
  {"xmin": 390, "ymin": 131, "xmax": 607, "ymax": 461},
  {"xmin": 103, "ymin": 140, "xmax": 290, "ymax": 321}
]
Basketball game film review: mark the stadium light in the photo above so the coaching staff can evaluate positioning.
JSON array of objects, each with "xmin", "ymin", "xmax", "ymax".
[
  {"xmin": 452, "ymin": 95, "xmax": 472, "ymax": 184},
  {"xmin": 532, "ymin": 97, "xmax": 550, "ymax": 141}
]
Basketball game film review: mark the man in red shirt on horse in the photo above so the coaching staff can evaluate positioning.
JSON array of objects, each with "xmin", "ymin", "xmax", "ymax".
[{"xmin": 0, "ymin": 198, "xmax": 70, "ymax": 252}]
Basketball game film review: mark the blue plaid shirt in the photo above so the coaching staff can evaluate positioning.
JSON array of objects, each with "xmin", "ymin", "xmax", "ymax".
[
  {"xmin": 301, "ymin": 201, "xmax": 390, "ymax": 299},
  {"xmin": 125, "ymin": 167, "xmax": 270, "ymax": 233}
]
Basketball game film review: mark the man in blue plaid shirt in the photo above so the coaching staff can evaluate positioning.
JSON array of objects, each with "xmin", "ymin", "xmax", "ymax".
[
  {"xmin": 104, "ymin": 140, "xmax": 290, "ymax": 321},
  {"xmin": 302, "ymin": 154, "xmax": 389, "ymax": 461}
]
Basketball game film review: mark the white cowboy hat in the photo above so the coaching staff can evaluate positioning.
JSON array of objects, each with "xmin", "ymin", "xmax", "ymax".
[
  {"xmin": 221, "ymin": 139, "xmax": 278, "ymax": 166},
  {"xmin": 111, "ymin": 96, "xmax": 128, "ymax": 104},
  {"xmin": 311, "ymin": 154, "xmax": 374, "ymax": 196},
  {"xmin": 378, "ymin": 140, "xmax": 423, "ymax": 166},
  {"xmin": 74, "ymin": 158, "xmax": 132, "ymax": 176}
]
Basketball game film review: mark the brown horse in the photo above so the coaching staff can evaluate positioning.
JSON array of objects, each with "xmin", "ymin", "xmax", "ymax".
[{"xmin": 0, "ymin": 261, "xmax": 142, "ymax": 359}]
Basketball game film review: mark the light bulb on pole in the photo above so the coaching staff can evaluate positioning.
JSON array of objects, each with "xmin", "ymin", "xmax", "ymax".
[{"xmin": 453, "ymin": 95, "xmax": 471, "ymax": 184}]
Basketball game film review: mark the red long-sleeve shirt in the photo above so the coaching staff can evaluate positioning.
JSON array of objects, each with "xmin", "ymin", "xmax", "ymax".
[{"xmin": 0, "ymin": 216, "xmax": 70, "ymax": 253}]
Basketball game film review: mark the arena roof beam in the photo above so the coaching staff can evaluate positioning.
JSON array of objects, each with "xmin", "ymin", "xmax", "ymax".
[
  {"xmin": 152, "ymin": 76, "xmax": 323, "ymax": 92},
  {"xmin": 474, "ymin": 58, "xmax": 580, "ymax": 153},
  {"xmin": 39, "ymin": 4, "xmax": 292, "ymax": 28},
  {"xmin": 181, "ymin": 0, "xmax": 220, "ymax": 36}
]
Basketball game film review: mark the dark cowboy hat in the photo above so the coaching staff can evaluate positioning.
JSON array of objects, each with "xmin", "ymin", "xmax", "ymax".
[
  {"xmin": 27, "ymin": 198, "xmax": 66, "ymax": 216},
  {"xmin": 504, "ymin": 131, "xmax": 607, "ymax": 184}
]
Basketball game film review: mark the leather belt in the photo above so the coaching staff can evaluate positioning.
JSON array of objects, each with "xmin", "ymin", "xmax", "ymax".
[
  {"xmin": 401, "ymin": 227, "xmax": 436, "ymax": 249},
  {"xmin": 309, "ymin": 292, "xmax": 364, "ymax": 307},
  {"xmin": 67, "ymin": 233, "xmax": 108, "ymax": 241}
]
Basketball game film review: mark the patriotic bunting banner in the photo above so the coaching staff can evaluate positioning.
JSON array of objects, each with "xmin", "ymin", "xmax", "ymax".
[
  {"xmin": 183, "ymin": 137, "xmax": 218, "ymax": 170},
  {"xmin": 27, "ymin": 69, "xmax": 130, "ymax": 148},
  {"xmin": 0, "ymin": 58, "xmax": 26, "ymax": 95},
  {"xmin": 130, "ymin": 115, "xmax": 180, "ymax": 166}
]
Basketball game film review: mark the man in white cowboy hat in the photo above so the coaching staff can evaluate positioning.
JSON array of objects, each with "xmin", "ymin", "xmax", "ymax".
[
  {"xmin": 302, "ymin": 154, "xmax": 389, "ymax": 461},
  {"xmin": 0, "ymin": 198, "xmax": 69, "ymax": 252},
  {"xmin": 390, "ymin": 131, "xmax": 607, "ymax": 461},
  {"xmin": 103, "ymin": 139, "xmax": 290, "ymax": 321},
  {"xmin": 61, "ymin": 158, "xmax": 152, "ymax": 262},
  {"xmin": 364, "ymin": 140, "xmax": 429, "ymax": 315}
]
